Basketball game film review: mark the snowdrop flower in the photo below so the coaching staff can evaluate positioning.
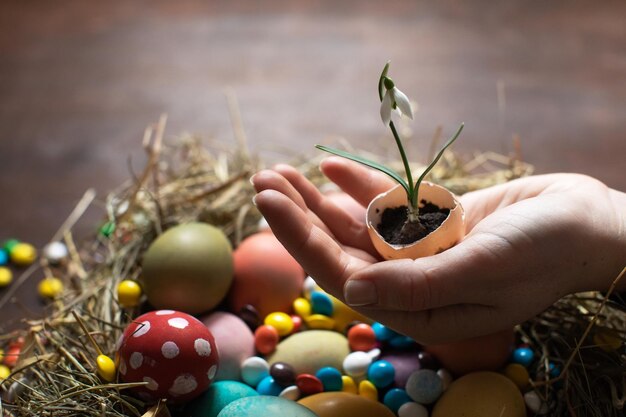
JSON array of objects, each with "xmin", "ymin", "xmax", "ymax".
[{"xmin": 380, "ymin": 77, "xmax": 413, "ymax": 126}]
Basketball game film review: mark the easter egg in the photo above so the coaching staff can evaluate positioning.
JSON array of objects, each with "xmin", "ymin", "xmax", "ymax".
[
  {"xmin": 229, "ymin": 233, "xmax": 304, "ymax": 318},
  {"xmin": 202, "ymin": 312, "xmax": 255, "ymax": 381},
  {"xmin": 142, "ymin": 223, "xmax": 234, "ymax": 314},
  {"xmin": 432, "ymin": 372, "xmax": 525, "ymax": 417},
  {"xmin": 217, "ymin": 395, "xmax": 318, "ymax": 417},
  {"xmin": 117, "ymin": 310, "xmax": 219, "ymax": 404},
  {"xmin": 268, "ymin": 331, "xmax": 350, "ymax": 375},
  {"xmin": 299, "ymin": 392, "xmax": 396, "ymax": 417},
  {"xmin": 183, "ymin": 380, "xmax": 258, "ymax": 417},
  {"xmin": 425, "ymin": 329, "xmax": 514, "ymax": 376},
  {"xmin": 405, "ymin": 369, "xmax": 443, "ymax": 404}
]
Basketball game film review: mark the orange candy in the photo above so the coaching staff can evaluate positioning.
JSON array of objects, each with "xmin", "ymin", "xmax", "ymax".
[
  {"xmin": 254, "ymin": 325, "xmax": 280, "ymax": 355},
  {"xmin": 347, "ymin": 323, "xmax": 377, "ymax": 352}
]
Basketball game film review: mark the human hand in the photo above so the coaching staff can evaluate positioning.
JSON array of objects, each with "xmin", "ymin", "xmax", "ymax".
[{"xmin": 251, "ymin": 157, "xmax": 626, "ymax": 343}]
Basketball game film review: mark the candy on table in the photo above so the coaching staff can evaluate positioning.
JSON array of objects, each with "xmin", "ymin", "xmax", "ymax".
[
  {"xmin": 341, "ymin": 375, "xmax": 357, "ymax": 394},
  {"xmin": 315, "ymin": 366, "xmax": 343, "ymax": 391},
  {"xmin": 405, "ymin": 369, "xmax": 443, "ymax": 405},
  {"xmin": 0, "ymin": 364, "xmax": 10, "ymax": 381},
  {"xmin": 503, "ymin": 363, "xmax": 529, "ymax": 390},
  {"xmin": 398, "ymin": 401, "xmax": 429, "ymax": 417},
  {"xmin": 241, "ymin": 356, "xmax": 270, "ymax": 387},
  {"xmin": 38, "ymin": 277, "xmax": 64, "ymax": 299},
  {"xmin": 42, "ymin": 241, "xmax": 69, "ymax": 265},
  {"xmin": 304, "ymin": 314, "xmax": 335, "ymax": 330},
  {"xmin": 296, "ymin": 373, "xmax": 324, "ymax": 396},
  {"xmin": 0, "ymin": 266, "xmax": 12, "ymax": 287},
  {"xmin": 279, "ymin": 385, "xmax": 301, "ymax": 401},
  {"xmin": 367, "ymin": 360, "xmax": 396, "ymax": 388},
  {"xmin": 293, "ymin": 297, "xmax": 312, "ymax": 317},
  {"xmin": 264, "ymin": 312, "xmax": 295, "ymax": 337},
  {"xmin": 342, "ymin": 351, "xmax": 372, "ymax": 377},
  {"xmin": 256, "ymin": 375, "xmax": 283, "ymax": 396},
  {"xmin": 117, "ymin": 280, "xmax": 142, "ymax": 308},
  {"xmin": 270, "ymin": 362, "xmax": 296, "ymax": 387},
  {"xmin": 254, "ymin": 325, "xmax": 280, "ymax": 355},
  {"xmin": 310, "ymin": 291, "xmax": 334, "ymax": 316},
  {"xmin": 10, "ymin": 242, "xmax": 37, "ymax": 266},
  {"xmin": 511, "ymin": 346, "xmax": 534, "ymax": 367},
  {"xmin": 347, "ymin": 323, "xmax": 377, "ymax": 352},
  {"xmin": 383, "ymin": 388, "xmax": 412, "ymax": 414},
  {"xmin": 358, "ymin": 379, "xmax": 378, "ymax": 402}
]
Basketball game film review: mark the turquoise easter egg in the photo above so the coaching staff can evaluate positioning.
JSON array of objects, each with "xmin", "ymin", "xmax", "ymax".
[
  {"xmin": 217, "ymin": 395, "xmax": 319, "ymax": 417},
  {"xmin": 183, "ymin": 381, "xmax": 258, "ymax": 417}
]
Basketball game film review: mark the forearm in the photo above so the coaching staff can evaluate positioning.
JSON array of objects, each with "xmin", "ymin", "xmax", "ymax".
[{"xmin": 607, "ymin": 187, "xmax": 626, "ymax": 291}]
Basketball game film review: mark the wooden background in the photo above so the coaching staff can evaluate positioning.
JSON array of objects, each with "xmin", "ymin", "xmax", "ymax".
[{"xmin": 1, "ymin": 0, "xmax": 625, "ymax": 330}]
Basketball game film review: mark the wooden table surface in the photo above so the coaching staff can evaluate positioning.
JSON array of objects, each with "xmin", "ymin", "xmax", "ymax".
[{"xmin": 1, "ymin": 0, "xmax": 625, "ymax": 330}]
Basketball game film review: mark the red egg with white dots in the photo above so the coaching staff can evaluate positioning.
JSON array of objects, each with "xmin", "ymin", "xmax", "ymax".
[{"xmin": 117, "ymin": 310, "xmax": 219, "ymax": 404}]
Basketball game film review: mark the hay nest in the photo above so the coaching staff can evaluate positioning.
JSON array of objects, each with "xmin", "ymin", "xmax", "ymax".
[{"xmin": 0, "ymin": 116, "xmax": 623, "ymax": 417}]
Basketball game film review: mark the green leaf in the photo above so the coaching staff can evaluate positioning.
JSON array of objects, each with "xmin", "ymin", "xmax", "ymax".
[
  {"xmin": 315, "ymin": 145, "xmax": 410, "ymax": 196},
  {"xmin": 411, "ymin": 123, "xmax": 465, "ymax": 208}
]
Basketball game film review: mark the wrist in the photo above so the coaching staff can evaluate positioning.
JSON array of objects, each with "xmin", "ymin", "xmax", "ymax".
[{"xmin": 606, "ymin": 188, "xmax": 626, "ymax": 291}]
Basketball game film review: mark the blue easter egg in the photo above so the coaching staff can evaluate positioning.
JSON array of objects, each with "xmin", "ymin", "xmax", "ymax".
[
  {"xmin": 383, "ymin": 388, "xmax": 412, "ymax": 414},
  {"xmin": 217, "ymin": 395, "xmax": 318, "ymax": 417},
  {"xmin": 315, "ymin": 366, "xmax": 343, "ymax": 391},
  {"xmin": 368, "ymin": 360, "xmax": 396, "ymax": 388},
  {"xmin": 183, "ymin": 381, "xmax": 258, "ymax": 417},
  {"xmin": 310, "ymin": 291, "xmax": 334, "ymax": 316}
]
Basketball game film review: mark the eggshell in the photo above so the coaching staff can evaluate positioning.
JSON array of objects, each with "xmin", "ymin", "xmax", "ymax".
[
  {"xmin": 229, "ymin": 233, "xmax": 305, "ymax": 318},
  {"xmin": 142, "ymin": 223, "xmax": 234, "ymax": 314},
  {"xmin": 201, "ymin": 312, "xmax": 255, "ymax": 381},
  {"xmin": 366, "ymin": 183, "xmax": 464, "ymax": 260},
  {"xmin": 425, "ymin": 329, "xmax": 514, "ymax": 376},
  {"xmin": 380, "ymin": 350, "xmax": 422, "ymax": 388},
  {"xmin": 183, "ymin": 380, "xmax": 258, "ymax": 417},
  {"xmin": 432, "ymin": 372, "xmax": 525, "ymax": 417},
  {"xmin": 268, "ymin": 331, "xmax": 350, "ymax": 375},
  {"xmin": 117, "ymin": 310, "xmax": 219, "ymax": 404},
  {"xmin": 217, "ymin": 395, "xmax": 318, "ymax": 417},
  {"xmin": 298, "ymin": 392, "xmax": 396, "ymax": 417}
]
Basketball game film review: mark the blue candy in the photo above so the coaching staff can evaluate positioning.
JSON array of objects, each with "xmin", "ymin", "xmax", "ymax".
[
  {"xmin": 383, "ymin": 388, "xmax": 412, "ymax": 414},
  {"xmin": 389, "ymin": 335, "xmax": 417, "ymax": 349},
  {"xmin": 372, "ymin": 322, "xmax": 397, "ymax": 342},
  {"xmin": 310, "ymin": 291, "xmax": 334, "ymax": 316},
  {"xmin": 0, "ymin": 249, "xmax": 7, "ymax": 266},
  {"xmin": 549, "ymin": 363, "xmax": 561, "ymax": 378},
  {"xmin": 256, "ymin": 376, "xmax": 283, "ymax": 396},
  {"xmin": 512, "ymin": 347, "xmax": 535, "ymax": 367},
  {"xmin": 367, "ymin": 360, "xmax": 395, "ymax": 388},
  {"xmin": 315, "ymin": 366, "xmax": 343, "ymax": 391}
]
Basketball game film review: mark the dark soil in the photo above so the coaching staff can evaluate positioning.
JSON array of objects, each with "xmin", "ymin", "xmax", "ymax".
[{"xmin": 376, "ymin": 200, "xmax": 450, "ymax": 245}]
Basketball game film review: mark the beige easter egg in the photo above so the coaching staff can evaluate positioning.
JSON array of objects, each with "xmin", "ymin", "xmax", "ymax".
[{"xmin": 268, "ymin": 331, "xmax": 350, "ymax": 375}]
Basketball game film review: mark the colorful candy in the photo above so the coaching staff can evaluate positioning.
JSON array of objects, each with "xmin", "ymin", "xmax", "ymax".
[
  {"xmin": 383, "ymin": 388, "xmax": 412, "ymax": 414},
  {"xmin": 511, "ymin": 346, "xmax": 534, "ymax": 367},
  {"xmin": 293, "ymin": 297, "xmax": 312, "ymax": 318},
  {"xmin": 0, "ymin": 267, "xmax": 12, "ymax": 287},
  {"xmin": 304, "ymin": 314, "xmax": 335, "ymax": 330},
  {"xmin": 256, "ymin": 375, "xmax": 283, "ymax": 396},
  {"xmin": 296, "ymin": 373, "xmax": 324, "ymax": 396},
  {"xmin": 405, "ymin": 369, "xmax": 443, "ymax": 405},
  {"xmin": 38, "ymin": 277, "xmax": 64, "ymax": 299},
  {"xmin": 358, "ymin": 379, "xmax": 378, "ymax": 401},
  {"xmin": 265, "ymin": 312, "xmax": 294, "ymax": 337},
  {"xmin": 270, "ymin": 362, "xmax": 296, "ymax": 387},
  {"xmin": 398, "ymin": 401, "xmax": 429, "ymax": 417},
  {"xmin": 310, "ymin": 291, "xmax": 334, "ymax": 316},
  {"xmin": 315, "ymin": 366, "xmax": 343, "ymax": 391},
  {"xmin": 279, "ymin": 385, "xmax": 301, "ymax": 401},
  {"xmin": 0, "ymin": 249, "xmax": 8, "ymax": 265},
  {"xmin": 254, "ymin": 325, "xmax": 279, "ymax": 354},
  {"xmin": 241, "ymin": 356, "xmax": 270, "ymax": 387},
  {"xmin": 347, "ymin": 323, "xmax": 377, "ymax": 352},
  {"xmin": 341, "ymin": 375, "xmax": 357, "ymax": 394},
  {"xmin": 372, "ymin": 322, "xmax": 397, "ymax": 342},
  {"xmin": 42, "ymin": 241, "xmax": 69, "ymax": 265},
  {"xmin": 367, "ymin": 360, "xmax": 395, "ymax": 388},
  {"xmin": 117, "ymin": 280, "xmax": 142, "ymax": 308},
  {"xmin": 10, "ymin": 242, "xmax": 37, "ymax": 266},
  {"xmin": 342, "ymin": 351, "xmax": 372, "ymax": 377},
  {"xmin": 96, "ymin": 354, "xmax": 116, "ymax": 382}
]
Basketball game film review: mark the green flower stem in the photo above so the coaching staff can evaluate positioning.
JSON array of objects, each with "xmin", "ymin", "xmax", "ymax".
[{"xmin": 388, "ymin": 120, "xmax": 418, "ymax": 219}]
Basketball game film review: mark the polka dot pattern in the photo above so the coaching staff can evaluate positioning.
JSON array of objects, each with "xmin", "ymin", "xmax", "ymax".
[{"xmin": 117, "ymin": 310, "xmax": 218, "ymax": 404}]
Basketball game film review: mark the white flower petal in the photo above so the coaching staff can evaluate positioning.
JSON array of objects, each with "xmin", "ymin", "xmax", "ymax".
[
  {"xmin": 392, "ymin": 87, "xmax": 413, "ymax": 119},
  {"xmin": 380, "ymin": 90, "xmax": 393, "ymax": 126}
]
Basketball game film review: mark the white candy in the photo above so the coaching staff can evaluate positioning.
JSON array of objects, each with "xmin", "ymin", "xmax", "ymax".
[
  {"xmin": 42, "ymin": 241, "xmax": 68, "ymax": 264},
  {"xmin": 436, "ymin": 368, "xmax": 453, "ymax": 391},
  {"xmin": 367, "ymin": 347, "xmax": 381, "ymax": 361},
  {"xmin": 524, "ymin": 391, "xmax": 548, "ymax": 414},
  {"xmin": 241, "ymin": 356, "xmax": 270, "ymax": 387},
  {"xmin": 342, "ymin": 351, "xmax": 372, "ymax": 377},
  {"xmin": 303, "ymin": 276, "xmax": 318, "ymax": 295},
  {"xmin": 279, "ymin": 385, "xmax": 301, "ymax": 401},
  {"xmin": 398, "ymin": 401, "xmax": 429, "ymax": 417}
]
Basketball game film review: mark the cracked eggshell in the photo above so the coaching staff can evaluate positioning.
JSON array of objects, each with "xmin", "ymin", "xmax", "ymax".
[
  {"xmin": 117, "ymin": 310, "xmax": 219, "ymax": 404},
  {"xmin": 366, "ymin": 182, "xmax": 465, "ymax": 260}
]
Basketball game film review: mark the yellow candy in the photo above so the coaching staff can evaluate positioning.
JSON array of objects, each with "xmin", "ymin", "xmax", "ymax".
[
  {"xmin": 117, "ymin": 280, "xmax": 142, "ymax": 308},
  {"xmin": 10, "ymin": 243, "xmax": 37, "ymax": 266},
  {"xmin": 593, "ymin": 329, "xmax": 622, "ymax": 352},
  {"xmin": 264, "ymin": 312, "xmax": 294, "ymax": 336},
  {"xmin": 329, "ymin": 293, "xmax": 372, "ymax": 332},
  {"xmin": 342, "ymin": 375, "xmax": 357, "ymax": 394},
  {"xmin": 0, "ymin": 364, "xmax": 10, "ymax": 381},
  {"xmin": 0, "ymin": 348, "xmax": 4, "ymax": 362},
  {"xmin": 504, "ymin": 363, "xmax": 529, "ymax": 390},
  {"xmin": 304, "ymin": 314, "xmax": 336, "ymax": 330},
  {"xmin": 293, "ymin": 297, "xmax": 312, "ymax": 318},
  {"xmin": 0, "ymin": 267, "xmax": 12, "ymax": 287},
  {"xmin": 97, "ymin": 354, "xmax": 117, "ymax": 382},
  {"xmin": 358, "ymin": 379, "xmax": 378, "ymax": 401},
  {"xmin": 38, "ymin": 277, "xmax": 64, "ymax": 299}
]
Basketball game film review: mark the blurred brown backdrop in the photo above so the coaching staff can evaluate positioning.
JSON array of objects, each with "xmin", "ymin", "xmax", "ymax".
[{"xmin": 1, "ymin": 0, "xmax": 625, "ymax": 329}]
